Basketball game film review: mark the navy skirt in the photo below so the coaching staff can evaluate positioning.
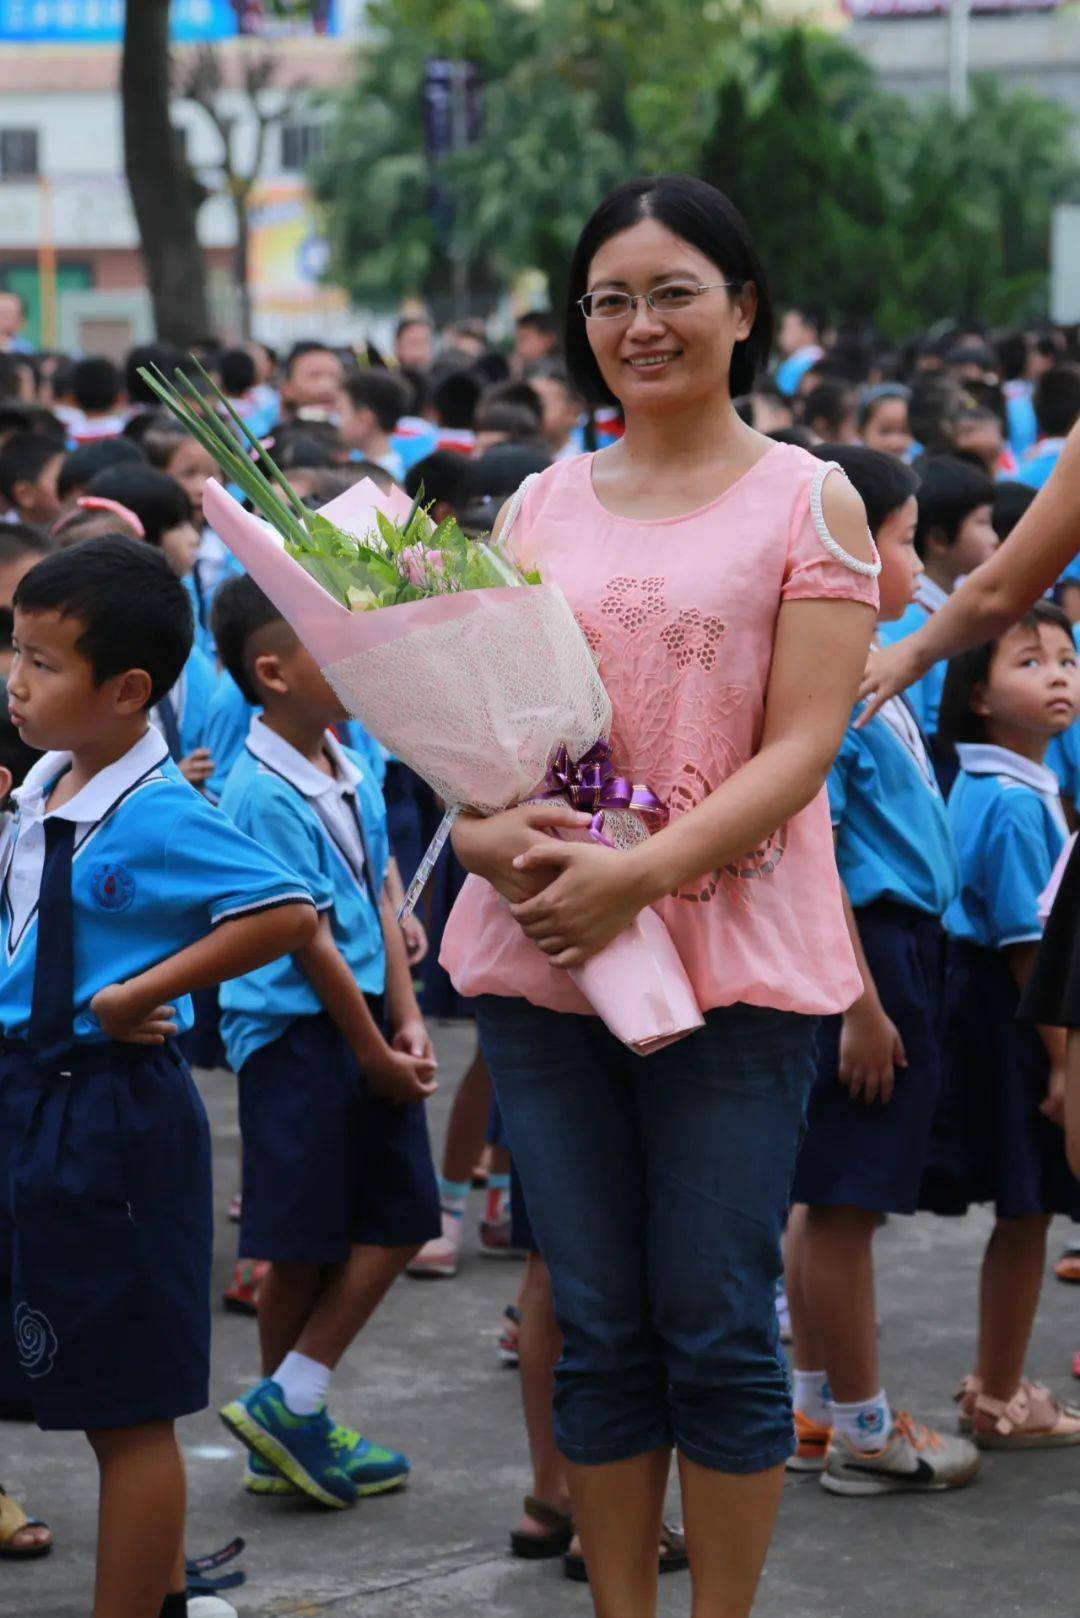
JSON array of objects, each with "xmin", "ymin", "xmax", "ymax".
[
  {"xmin": 791, "ymin": 900, "xmax": 945, "ymax": 1215},
  {"xmin": 922, "ymin": 940, "xmax": 1080, "ymax": 1220}
]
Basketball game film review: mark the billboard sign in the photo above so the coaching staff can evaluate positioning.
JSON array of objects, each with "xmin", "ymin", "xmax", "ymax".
[
  {"xmin": 843, "ymin": 1, "xmax": 1060, "ymax": 14},
  {"xmin": 0, "ymin": 0, "xmax": 337, "ymax": 43}
]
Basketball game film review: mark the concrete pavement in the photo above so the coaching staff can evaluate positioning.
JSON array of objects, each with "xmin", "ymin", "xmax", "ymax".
[{"xmin": 5, "ymin": 1020, "xmax": 1080, "ymax": 1617}]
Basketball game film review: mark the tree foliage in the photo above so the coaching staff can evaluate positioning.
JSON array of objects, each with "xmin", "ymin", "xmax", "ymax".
[{"xmin": 316, "ymin": 7, "xmax": 1080, "ymax": 333}]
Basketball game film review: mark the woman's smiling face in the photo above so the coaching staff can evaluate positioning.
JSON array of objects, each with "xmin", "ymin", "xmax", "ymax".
[{"xmin": 584, "ymin": 217, "xmax": 757, "ymax": 415}]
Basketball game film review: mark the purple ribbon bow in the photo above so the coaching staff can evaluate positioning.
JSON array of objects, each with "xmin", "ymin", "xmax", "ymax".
[{"xmin": 541, "ymin": 740, "xmax": 664, "ymax": 840}]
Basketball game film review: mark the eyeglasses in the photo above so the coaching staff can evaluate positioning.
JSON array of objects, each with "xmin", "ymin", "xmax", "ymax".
[{"xmin": 578, "ymin": 280, "xmax": 743, "ymax": 322}]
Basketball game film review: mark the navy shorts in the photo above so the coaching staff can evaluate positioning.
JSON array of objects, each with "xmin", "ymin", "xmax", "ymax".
[
  {"xmin": 478, "ymin": 996, "xmax": 817, "ymax": 1474},
  {"xmin": 238, "ymin": 1013, "xmax": 441, "ymax": 1263},
  {"xmin": 792, "ymin": 901, "xmax": 946, "ymax": 1215},
  {"xmin": 0, "ymin": 1040, "xmax": 212, "ymax": 1431},
  {"xmin": 922, "ymin": 940, "xmax": 1080, "ymax": 1221}
]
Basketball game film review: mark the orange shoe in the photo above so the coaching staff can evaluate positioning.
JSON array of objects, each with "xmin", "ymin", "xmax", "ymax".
[
  {"xmin": 786, "ymin": 1408, "xmax": 832, "ymax": 1473},
  {"xmin": 222, "ymin": 1258, "xmax": 268, "ymax": 1316}
]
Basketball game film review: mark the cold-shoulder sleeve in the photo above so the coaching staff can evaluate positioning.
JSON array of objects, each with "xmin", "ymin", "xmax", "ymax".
[{"xmin": 782, "ymin": 461, "xmax": 881, "ymax": 609}]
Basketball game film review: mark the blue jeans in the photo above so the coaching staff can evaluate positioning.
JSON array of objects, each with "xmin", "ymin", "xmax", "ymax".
[{"xmin": 476, "ymin": 997, "xmax": 817, "ymax": 1473}]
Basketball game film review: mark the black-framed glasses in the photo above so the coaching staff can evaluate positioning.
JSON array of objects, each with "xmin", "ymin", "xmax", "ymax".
[{"xmin": 578, "ymin": 280, "xmax": 743, "ymax": 321}]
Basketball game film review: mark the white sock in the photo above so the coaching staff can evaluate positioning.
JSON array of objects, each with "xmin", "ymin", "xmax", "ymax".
[
  {"xmin": 438, "ymin": 1176, "xmax": 469, "ymax": 1216},
  {"xmin": 793, "ymin": 1370, "xmax": 832, "ymax": 1428},
  {"xmin": 273, "ymin": 1350, "xmax": 332, "ymax": 1416},
  {"xmin": 831, "ymin": 1390, "xmax": 892, "ymax": 1453}
]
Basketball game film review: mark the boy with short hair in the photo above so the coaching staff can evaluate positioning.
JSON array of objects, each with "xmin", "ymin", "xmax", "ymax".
[
  {"xmin": 0, "ymin": 535, "xmax": 318, "ymax": 1618},
  {"xmin": 339, "ymin": 370, "xmax": 409, "ymax": 480},
  {"xmin": 65, "ymin": 355, "xmax": 128, "ymax": 445},
  {"xmin": 879, "ymin": 454, "xmax": 997, "ymax": 748},
  {"xmin": 0, "ymin": 431, "xmax": 64, "ymax": 528},
  {"xmin": 213, "ymin": 576, "xmax": 440, "ymax": 1508}
]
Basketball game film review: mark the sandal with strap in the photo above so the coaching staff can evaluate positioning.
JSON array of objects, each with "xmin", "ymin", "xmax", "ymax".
[
  {"xmin": 0, "ymin": 1486, "xmax": 53, "ymax": 1559},
  {"xmin": 973, "ymin": 1383, "xmax": 1080, "ymax": 1449},
  {"xmin": 510, "ymin": 1495, "xmax": 574, "ymax": 1560},
  {"xmin": 563, "ymin": 1521, "xmax": 688, "ymax": 1583}
]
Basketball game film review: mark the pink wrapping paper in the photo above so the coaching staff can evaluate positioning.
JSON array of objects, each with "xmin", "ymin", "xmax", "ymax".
[{"xmin": 203, "ymin": 477, "xmax": 705, "ymax": 1056}]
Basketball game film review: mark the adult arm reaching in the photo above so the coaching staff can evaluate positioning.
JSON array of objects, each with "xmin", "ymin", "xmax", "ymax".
[{"xmin": 857, "ymin": 420, "xmax": 1080, "ymax": 726}]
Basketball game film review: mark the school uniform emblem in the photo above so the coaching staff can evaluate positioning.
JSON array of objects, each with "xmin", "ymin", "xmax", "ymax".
[
  {"xmin": 14, "ymin": 1302, "xmax": 57, "ymax": 1379},
  {"xmin": 90, "ymin": 862, "xmax": 136, "ymax": 913}
]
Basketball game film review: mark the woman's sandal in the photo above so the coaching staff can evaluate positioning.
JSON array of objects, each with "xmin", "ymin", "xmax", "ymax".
[
  {"xmin": 0, "ymin": 1486, "xmax": 53, "ymax": 1559},
  {"xmin": 563, "ymin": 1521, "xmax": 688, "ymax": 1583},
  {"xmin": 509, "ymin": 1496, "xmax": 574, "ymax": 1560}
]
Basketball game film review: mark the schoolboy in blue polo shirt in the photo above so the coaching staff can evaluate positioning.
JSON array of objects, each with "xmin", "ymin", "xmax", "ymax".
[
  {"xmin": 0, "ymin": 536, "xmax": 317, "ymax": 1618},
  {"xmin": 785, "ymin": 447, "xmax": 978, "ymax": 1498},
  {"xmin": 212, "ymin": 575, "xmax": 440, "ymax": 1511},
  {"xmin": 879, "ymin": 456, "xmax": 997, "ymax": 760}
]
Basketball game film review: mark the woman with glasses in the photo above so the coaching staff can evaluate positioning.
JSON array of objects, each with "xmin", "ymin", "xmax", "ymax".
[{"xmin": 441, "ymin": 175, "xmax": 880, "ymax": 1618}]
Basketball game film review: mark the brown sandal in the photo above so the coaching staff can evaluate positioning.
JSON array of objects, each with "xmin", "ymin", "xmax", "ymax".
[
  {"xmin": 563, "ymin": 1520, "xmax": 688, "ymax": 1582},
  {"xmin": 510, "ymin": 1495, "xmax": 574, "ymax": 1560},
  {"xmin": 0, "ymin": 1487, "xmax": 52, "ymax": 1559}
]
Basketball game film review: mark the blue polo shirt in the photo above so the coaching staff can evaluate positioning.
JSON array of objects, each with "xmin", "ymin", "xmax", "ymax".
[
  {"xmin": 153, "ymin": 644, "xmax": 218, "ymax": 762},
  {"xmin": 1016, "ymin": 437, "xmax": 1067, "ymax": 492},
  {"xmin": 0, "ymin": 726, "xmax": 313, "ymax": 1045},
  {"xmin": 878, "ymin": 576, "xmax": 950, "ymax": 737},
  {"xmin": 204, "ymin": 672, "xmax": 387, "ymax": 805},
  {"xmin": 943, "ymin": 743, "xmax": 1068, "ymax": 949},
  {"xmin": 217, "ymin": 717, "xmax": 390, "ymax": 1073},
  {"xmin": 829, "ymin": 695, "xmax": 957, "ymax": 916}
]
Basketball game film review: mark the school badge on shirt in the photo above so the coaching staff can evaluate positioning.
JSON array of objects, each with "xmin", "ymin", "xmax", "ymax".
[{"xmin": 90, "ymin": 863, "xmax": 136, "ymax": 913}]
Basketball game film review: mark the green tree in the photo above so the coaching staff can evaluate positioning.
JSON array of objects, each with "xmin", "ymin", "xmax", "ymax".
[{"xmin": 315, "ymin": 0, "xmax": 757, "ymax": 311}]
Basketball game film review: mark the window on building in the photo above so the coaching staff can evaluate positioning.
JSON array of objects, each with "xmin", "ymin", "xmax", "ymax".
[
  {"xmin": 280, "ymin": 121, "xmax": 325, "ymax": 173},
  {"xmin": 0, "ymin": 130, "xmax": 39, "ymax": 180}
]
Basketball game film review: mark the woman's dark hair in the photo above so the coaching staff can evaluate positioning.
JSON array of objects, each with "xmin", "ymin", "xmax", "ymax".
[
  {"xmin": 938, "ymin": 599, "xmax": 1074, "ymax": 748},
  {"xmin": 912, "ymin": 455, "xmax": 994, "ymax": 557},
  {"xmin": 563, "ymin": 175, "xmax": 774, "ymax": 406},
  {"xmin": 811, "ymin": 444, "xmax": 918, "ymax": 538},
  {"xmin": 13, "ymin": 533, "xmax": 192, "ymax": 707},
  {"xmin": 991, "ymin": 480, "xmax": 1037, "ymax": 544},
  {"xmin": 85, "ymin": 465, "xmax": 191, "ymax": 548}
]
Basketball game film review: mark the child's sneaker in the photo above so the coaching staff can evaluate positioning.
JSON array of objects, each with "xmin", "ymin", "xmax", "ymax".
[
  {"xmin": 222, "ymin": 1259, "xmax": 267, "ymax": 1316},
  {"xmin": 821, "ymin": 1413, "xmax": 979, "ymax": 1495},
  {"xmin": 498, "ymin": 1304, "xmax": 521, "ymax": 1367},
  {"xmin": 220, "ymin": 1379, "xmax": 357, "ymax": 1508},
  {"xmin": 406, "ymin": 1208, "xmax": 464, "ymax": 1279},
  {"xmin": 242, "ymin": 1424, "xmax": 409, "ymax": 1497},
  {"xmin": 786, "ymin": 1409, "xmax": 832, "ymax": 1473},
  {"xmin": 328, "ymin": 1422, "xmax": 410, "ymax": 1495},
  {"xmin": 972, "ymin": 1384, "xmax": 1080, "ymax": 1449}
]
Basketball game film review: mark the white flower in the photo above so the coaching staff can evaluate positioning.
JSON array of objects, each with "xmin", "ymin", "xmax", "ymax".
[{"xmin": 346, "ymin": 586, "xmax": 381, "ymax": 613}]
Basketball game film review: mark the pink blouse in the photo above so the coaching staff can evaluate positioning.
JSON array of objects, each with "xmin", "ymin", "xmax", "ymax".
[{"xmin": 439, "ymin": 442, "xmax": 879, "ymax": 1017}]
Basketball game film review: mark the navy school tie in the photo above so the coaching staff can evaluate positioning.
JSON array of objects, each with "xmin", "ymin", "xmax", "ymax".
[
  {"xmin": 27, "ymin": 817, "xmax": 75, "ymax": 1065},
  {"xmin": 155, "ymin": 692, "xmax": 183, "ymax": 762}
]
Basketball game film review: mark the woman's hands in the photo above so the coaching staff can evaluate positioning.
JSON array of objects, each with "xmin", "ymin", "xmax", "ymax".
[
  {"xmin": 508, "ymin": 839, "xmax": 654, "ymax": 968},
  {"xmin": 452, "ymin": 802, "xmax": 596, "ymax": 904}
]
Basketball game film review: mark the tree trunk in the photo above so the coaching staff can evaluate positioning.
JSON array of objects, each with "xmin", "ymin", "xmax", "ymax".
[
  {"xmin": 233, "ymin": 194, "xmax": 252, "ymax": 342},
  {"xmin": 122, "ymin": 0, "xmax": 211, "ymax": 345}
]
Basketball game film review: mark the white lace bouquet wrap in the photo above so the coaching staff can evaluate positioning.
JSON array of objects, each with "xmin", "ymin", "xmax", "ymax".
[{"xmin": 203, "ymin": 475, "xmax": 704, "ymax": 1056}]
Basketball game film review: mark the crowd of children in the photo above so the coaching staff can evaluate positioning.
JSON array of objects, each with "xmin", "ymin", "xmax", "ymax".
[{"xmin": 0, "ymin": 303, "xmax": 1078, "ymax": 1615}]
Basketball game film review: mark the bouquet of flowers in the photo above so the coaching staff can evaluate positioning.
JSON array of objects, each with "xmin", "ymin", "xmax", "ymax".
[{"xmin": 142, "ymin": 362, "xmax": 704, "ymax": 1056}]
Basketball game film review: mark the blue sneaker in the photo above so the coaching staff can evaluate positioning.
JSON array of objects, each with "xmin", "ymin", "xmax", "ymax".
[
  {"xmin": 329, "ymin": 1422, "xmax": 410, "ymax": 1496},
  {"xmin": 242, "ymin": 1449, "xmax": 294, "ymax": 1497},
  {"xmin": 220, "ymin": 1379, "xmax": 357, "ymax": 1509},
  {"xmin": 241, "ymin": 1420, "xmax": 409, "ymax": 1498}
]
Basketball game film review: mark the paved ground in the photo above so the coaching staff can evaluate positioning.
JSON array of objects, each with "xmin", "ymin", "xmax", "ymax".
[{"xmin": 5, "ymin": 1021, "xmax": 1080, "ymax": 1617}]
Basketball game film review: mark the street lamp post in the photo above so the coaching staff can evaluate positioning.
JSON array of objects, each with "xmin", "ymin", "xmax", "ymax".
[{"xmin": 948, "ymin": 0, "xmax": 971, "ymax": 119}]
